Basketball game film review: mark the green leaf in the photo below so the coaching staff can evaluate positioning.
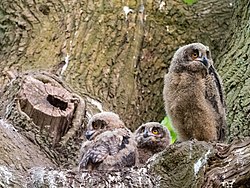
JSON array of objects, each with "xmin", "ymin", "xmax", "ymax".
[
  {"xmin": 161, "ymin": 116, "xmax": 177, "ymax": 144},
  {"xmin": 183, "ymin": 0, "xmax": 198, "ymax": 5}
]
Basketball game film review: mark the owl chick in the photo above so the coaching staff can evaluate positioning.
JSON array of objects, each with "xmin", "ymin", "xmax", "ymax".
[
  {"xmin": 135, "ymin": 122, "xmax": 171, "ymax": 164},
  {"xmin": 163, "ymin": 43, "xmax": 227, "ymax": 142},
  {"xmin": 79, "ymin": 112, "xmax": 138, "ymax": 171}
]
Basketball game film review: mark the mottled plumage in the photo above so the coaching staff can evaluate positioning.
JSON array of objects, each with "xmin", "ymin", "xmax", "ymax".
[
  {"xmin": 163, "ymin": 43, "xmax": 227, "ymax": 142},
  {"xmin": 135, "ymin": 122, "xmax": 171, "ymax": 164},
  {"xmin": 79, "ymin": 112, "xmax": 138, "ymax": 171}
]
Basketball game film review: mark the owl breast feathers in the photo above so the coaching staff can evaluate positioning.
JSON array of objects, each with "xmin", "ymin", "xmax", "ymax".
[
  {"xmin": 79, "ymin": 112, "xmax": 138, "ymax": 171},
  {"xmin": 163, "ymin": 43, "xmax": 227, "ymax": 142},
  {"xmin": 134, "ymin": 122, "xmax": 171, "ymax": 164}
]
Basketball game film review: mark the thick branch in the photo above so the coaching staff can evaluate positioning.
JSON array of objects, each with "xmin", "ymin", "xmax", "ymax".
[
  {"xmin": 0, "ymin": 128, "xmax": 249, "ymax": 188},
  {"xmin": 27, "ymin": 138, "xmax": 250, "ymax": 188}
]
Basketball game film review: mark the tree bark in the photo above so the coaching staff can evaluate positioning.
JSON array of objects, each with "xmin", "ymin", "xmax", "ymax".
[
  {"xmin": 0, "ymin": 71, "xmax": 91, "ymax": 168},
  {"xmin": 0, "ymin": 126, "xmax": 249, "ymax": 188},
  {"xmin": 18, "ymin": 74, "xmax": 76, "ymax": 146},
  {"xmin": 217, "ymin": 0, "xmax": 250, "ymax": 142},
  {"xmin": 0, "ymin": 0, "xmax": 234, "ymax": 130},
  {"xmin": 0, "ymin": 0, "xmax": 249, "ymax": 187}
]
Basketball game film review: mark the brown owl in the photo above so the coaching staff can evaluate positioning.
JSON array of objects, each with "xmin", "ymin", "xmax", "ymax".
[
  {"xmin": 134, "ymin": 122, "xmax": 171, "ymax": 164},
  {"xmin": 163, "ymin": 43, "xmax": 227, "ymax": 142},
  {"xmin": 79, "ymin": 112, "xmax": 138, "ymax": 171}
]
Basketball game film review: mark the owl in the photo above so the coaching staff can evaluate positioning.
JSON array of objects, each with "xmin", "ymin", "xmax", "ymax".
[
  {"xmin": 134, "ymin": 122, "xmax": 171, "ymax": 164},
  {"xmin": 163, "ymin": 43, "xmax": 227, "ymax": 142},
  {"xmin": 79, "ymin": 112, "xmax": 138, "ymax": 171}
]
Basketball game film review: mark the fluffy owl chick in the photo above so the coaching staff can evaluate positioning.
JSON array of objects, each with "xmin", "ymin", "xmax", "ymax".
[
  {"xmin": 135, "ymin": 122, "xmax": 171, "ymax": 164},
  {"xmin": 79, "ymin": 112, "xmax": 138, "ymax": 171},
  {"xmin": 163, "ymin": 43, "xmax": 227, "ymax": 142}
]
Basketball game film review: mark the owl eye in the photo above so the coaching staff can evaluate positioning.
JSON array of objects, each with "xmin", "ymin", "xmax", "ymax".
[
  {"xmin": 152, "ymin": 129, "xmax": 159, "ymax": 135},
  {"xmin": 191, "ymin": 52, "xmax": 198, "ymax": 59},
  {"xmin": 206, "ymin": 51, "xmax": 210, "ymax": 59},
  {"xmin": 140, "ymin": 127, "xmax": 145, "ymax": 133},
  {"xmin": 92, "ymin": 123, "xmax": 99, "ymax": 129},
  {"xmin": 92, "ymin": 119, "xmax": 107, "ymax": 129}
]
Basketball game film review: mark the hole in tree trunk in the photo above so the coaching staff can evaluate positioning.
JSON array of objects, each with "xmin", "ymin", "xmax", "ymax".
[{"xmin": 47, "ymin": 94, "xmax": 68, "ymax": 111}]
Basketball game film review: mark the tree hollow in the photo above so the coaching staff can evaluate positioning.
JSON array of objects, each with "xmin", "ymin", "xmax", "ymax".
[{"xmin": 18, "ymin": 75, "xmax": 75, "ymax": 146}]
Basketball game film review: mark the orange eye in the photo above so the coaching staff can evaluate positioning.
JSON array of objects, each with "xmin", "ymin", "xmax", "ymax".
[
  {"xmin": 152, "ymin": 129, "xmax": 159, "ymax": 135},
  {"xmin": 191, "ymin": 52, "xmax": 198, "ymax": 59},
  {"xmin": 92, "ymin": 123, "xmax": 98, "ymax": 129}
]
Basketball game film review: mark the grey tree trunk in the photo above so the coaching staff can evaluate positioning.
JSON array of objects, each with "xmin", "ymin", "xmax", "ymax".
[{"xmin": 0, "ymin": 0, "xmax": 249, "ymax": 187}]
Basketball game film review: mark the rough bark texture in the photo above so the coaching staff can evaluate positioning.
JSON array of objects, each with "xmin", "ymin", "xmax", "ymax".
[
  {"xmin": 0, "ymin": 71, "xmax": 89, "ymax": 168},
  {"xmin": 150, "ymin": 139, "xmax": 250, "ymax": 188},
  {"xmin": 0, "ymin": 0, "xmax": 234, "ymax": 130},
  {"xmin": 0, "ymin": 119, "xmax": 55, "ymax": 172},
  {"xmin": 217, "ymin": 0, "xmax": 250, "ymax": 142},
  {"xmin": 0, "ymin": 0, "xmax": 249, "ymax": 187},
  {"xmin": 0, "ymin": 129, "xmax": 249, "ymax": 188},
  {"xmin": 203, "ymin": 139, "xmax": 250, "ymax": 188},
  {"xmin": 18, "ymin": 74, "xmax": 76, "ymax": 146}
]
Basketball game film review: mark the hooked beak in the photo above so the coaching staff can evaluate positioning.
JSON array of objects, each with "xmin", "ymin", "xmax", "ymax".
[
  {"xmin": 143, "ymin": 130, "xmax": 149, "ymax": 138},
  {"xmin": 197, "ymin": 57, "xmax": 208, "ymax": 67},
  {"xmin": 85, "ymin": 130, "xmax": 95, "ymax": 140}
]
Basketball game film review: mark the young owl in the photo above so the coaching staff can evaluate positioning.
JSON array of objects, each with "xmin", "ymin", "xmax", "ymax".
[
  {"xmin": 134, "ymin": 122, "xmax": 171, "ymax": 164},
  {"xmin": 163, "ymin": 43, "xmax": 227, "ymax": 142},
  {"xmin": 79, "ymin": 112, "xmax": 138, "ymax": 171}
]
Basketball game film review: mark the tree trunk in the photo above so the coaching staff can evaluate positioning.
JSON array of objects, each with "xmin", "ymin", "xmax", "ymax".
[
  {"xmin": 0, "ymin": 0, "xmax": 234, "ymax": 130},
  {"xmin": 0, "ymin": 0, "xmax": 249, "ymax": 187},
  {"xmin": 217, "ymin": 0, "xmax": 250, "ymax": 142}
]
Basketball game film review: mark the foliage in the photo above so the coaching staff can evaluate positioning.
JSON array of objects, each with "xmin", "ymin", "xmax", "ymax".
[
  {"xmin": 183, "ymin": 0, "xmax": 198, "ymax": 5},
  {"xmin": 161, "ymin": 116, "xmax": 177, "ymax": 144}
]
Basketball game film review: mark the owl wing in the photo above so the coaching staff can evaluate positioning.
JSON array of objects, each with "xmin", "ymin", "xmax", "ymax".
[
  {"xmin": 79, "ymin": 129, "xmax": 137, "ymax": 170},
  {"xmin": 208, "ymin": 65, "xmax": 225, "ymax": 107},
  {"xmin": 79, "ymin": 138, "xmax": 110, "ymax": 170},
  {"xmin": 207, "ymin": 65, "xmax": 227, "ymax": 141},
  {"xmin": 101, "ymin": 129, "xmax": 138, "ymax": 169}
]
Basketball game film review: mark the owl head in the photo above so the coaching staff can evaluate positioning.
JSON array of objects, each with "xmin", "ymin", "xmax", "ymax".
[
  {"xmin": 85, "ymin": 111, "xmax": 125, "ymax": 140},
  {"xmin": 135, "ymin": 122, "xmax": 171, "ymax": 152},
  {"xmin": 170, "ymin": 43, "xmax": 213, "ymax": 73}
]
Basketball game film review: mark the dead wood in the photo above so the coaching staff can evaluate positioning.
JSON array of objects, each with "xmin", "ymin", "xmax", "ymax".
[
  {"xmin": 0, "ymin": 71, "xmax": 88, "ymax": 168},
  {"xmin": 18, "ymin": 75, "xmax": 76, "ymax": 146}
]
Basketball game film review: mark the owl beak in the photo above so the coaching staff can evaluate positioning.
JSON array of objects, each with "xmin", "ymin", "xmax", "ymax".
[
  {"xmin": 85, "ymin": 130, "xmax": 95, "ymax": 140},
  {"xmin": 143, "ymin": 130, "xmax": 149, "ymax": 138},
  {"xmin": 197, "ymin": 57, "xmax": 208, "ymax": 67}
]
